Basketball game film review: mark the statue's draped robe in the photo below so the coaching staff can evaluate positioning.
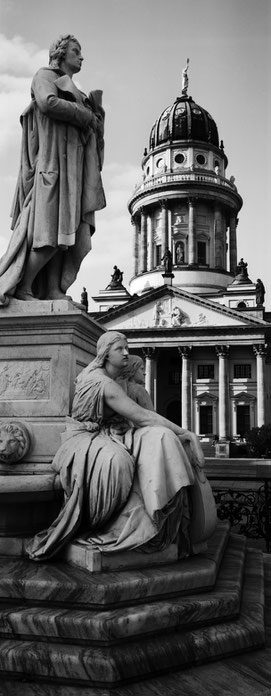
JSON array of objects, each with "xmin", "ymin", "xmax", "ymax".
[
  {"xmin": 0, "ymin": 68, "xmax": 105, "ymax": 301},
  {"xmin": 27, "ymin": 368, "xmax": 198, "ymax": 561}
]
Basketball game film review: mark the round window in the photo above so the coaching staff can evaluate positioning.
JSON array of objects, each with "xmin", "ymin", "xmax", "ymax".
[
  {"xmin": 196, "ymin": 154, "xmax": 206, "ymax": 166},
  {"xmin": 146, "ymin": 166, "xmax": 150, "ymax": 175},
  {"xmin": 214, "ymin": 159, "xmax": 220, "ymax": 168},
  {"xmin": 175, "ymin": 153, "xmax": 185, "ymax": 164},
  {"xmin": 156, "ymin": 158, "xmax": 164, "ymax": 168}
]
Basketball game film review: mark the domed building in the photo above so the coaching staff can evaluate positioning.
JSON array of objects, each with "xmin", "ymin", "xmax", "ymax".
[
  {"xmin": 93, "ymin": 67, "xmax": 271, "ymax": 449},
  {"xmin": 128, "ymin": 84, "xmax": 241, "ymax": 297}
]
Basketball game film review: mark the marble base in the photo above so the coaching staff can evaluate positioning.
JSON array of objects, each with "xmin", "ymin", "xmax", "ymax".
[
  {"xmin": 0, "ymin": 532, "xmax": 246, "ymax": 645},
  {"xmin": 0, "ymin": 522, "xmax": 230, "ymax": 607},
  {"xmin": 0, "ymin": 544, "xmax": 265, "ymax": 686}
]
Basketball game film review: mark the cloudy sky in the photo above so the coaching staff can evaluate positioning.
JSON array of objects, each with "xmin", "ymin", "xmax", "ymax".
[{"xmin": 0, "ymin": 0, "xmax": 270, "ymax": 309}]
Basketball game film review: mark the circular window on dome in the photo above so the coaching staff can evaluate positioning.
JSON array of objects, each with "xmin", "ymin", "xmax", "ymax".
[
  {"xmin": 214, "ymin": 159, "xmax": 220, "ymax": 168},
  {"xmin": 175, "ymin": 153, "xmax": 185, "ymax": 165},
  {"xmin": 196, "ymin": 154, "xmax": 206, "ymax": 166},
  {"xmin": 192, "ymin": 108, "xmax": 201, "ymax": 115},
  {"xmin": 156, "ymin": 158, "xmax": 164, "ymax": 168},
  {"xmin": 146, "ymin": 166, "xmax": 150, "ymax": 176}
]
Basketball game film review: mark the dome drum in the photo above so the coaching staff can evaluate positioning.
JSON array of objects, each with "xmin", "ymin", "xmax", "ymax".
[{"xmin": 142, "ymin": 142, "xmax": 227, "ymax": 180}]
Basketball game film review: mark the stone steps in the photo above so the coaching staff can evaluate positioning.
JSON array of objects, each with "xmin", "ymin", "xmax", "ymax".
[
  {"xmin": 0, "ymin": 521, "xmax": 230, "ymax": 608},
  {"xmin": 0, "ymin": 547, "xmax": 265, "ymax": 686},
  {"xmin": 0, "ymin": 534, "xmax": 246, "ymax": 645},
  {"xmin": 0, "ymin": 522, "xmax": 266, "ymax": 687}
]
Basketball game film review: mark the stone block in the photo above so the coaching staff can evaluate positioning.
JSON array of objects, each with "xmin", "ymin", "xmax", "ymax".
[
  {"xmin": 60, "ymin": 538, "xmax": 178, "ymax": 572},
  {"xmin": 0, "ymin": 299, "xmax": 103, "ymax": 537}
]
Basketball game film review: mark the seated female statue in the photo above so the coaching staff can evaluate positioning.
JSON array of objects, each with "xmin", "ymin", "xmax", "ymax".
[{"xmin": 27, "ymin": 331, "xmax": 216, "ymax": 561}]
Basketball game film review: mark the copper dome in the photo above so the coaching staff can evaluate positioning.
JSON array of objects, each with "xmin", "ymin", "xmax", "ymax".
[{"xmin": 149, "ymin": 96, "xmax": 219, "ymax": 151}]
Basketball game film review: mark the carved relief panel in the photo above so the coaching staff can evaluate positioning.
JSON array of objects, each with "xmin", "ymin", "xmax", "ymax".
[{"xmin": 0, "ymin": 360, "xmax": 50, "ymax": 400}]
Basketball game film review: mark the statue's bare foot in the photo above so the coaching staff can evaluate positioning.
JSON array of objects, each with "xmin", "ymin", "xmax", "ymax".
[{"xmin": 0, "ymin": 294, "xmax": 9, "ymax": 307}]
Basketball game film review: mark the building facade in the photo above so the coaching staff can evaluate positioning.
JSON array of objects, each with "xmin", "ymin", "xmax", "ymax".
[{"xmin": 92, "ymin": 72, "xmax": 271, "ymax": 443}]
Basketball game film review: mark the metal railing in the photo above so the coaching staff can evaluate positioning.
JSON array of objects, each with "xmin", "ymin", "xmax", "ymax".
[{"xmin": 205, "ymin": 460, "xmax": 271, "ymax": 552}]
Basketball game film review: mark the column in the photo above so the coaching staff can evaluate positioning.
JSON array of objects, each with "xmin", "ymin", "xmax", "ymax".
[
  {"xmin": 160, "ymin": 201, "xmax": 168, "ymax": 257},
  {"xmin": 214, "ymin": 205, "xmax": 223, "ymax": 268},
  {"xmin": 140, "ymin": 209, "xmax": 147, "ymax": 273},
  {"xmin": 215, "ymin": 345, "xmax": 230, "ymax": 440},
  {"xmin": 188, "ymin": 198, "xmax": 196, "ymax": 265},
  {"xmin": 178, "ymin": 346, "xmax": 192, "ymax": 430},
  {"xmin": 232, "ymin": 400, "xmax": 237, "ymax": 437},
  {"xmin": 131, "ymin": 215, "xmax": 139, "ymax": 276},
  {"xmin": 142, "ymin": 348, "xmax": 156, "ymax": 406},
  {"xmin": 229, "ymin": 215, "xmax": 237, "ymax": 274},
  {"xmin": 253, "ymin": 344, "xmax": 266, "ymax": 427},
  {"xmin": 195, "ymin": 399, "xmax": 200, "ymax": 435},
  {"xmin": 147, "ymin": 213, "xmax": 153, "ymax": 271}
]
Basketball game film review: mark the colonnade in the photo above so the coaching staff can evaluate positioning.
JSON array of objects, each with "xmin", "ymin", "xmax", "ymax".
[
  {"xmin": 131, "ymin": 201, "xmax": 238, "ymax": 276},
  {"xmin": 140, "ymin": 344, "xmax": 266, "ymax": 438}
]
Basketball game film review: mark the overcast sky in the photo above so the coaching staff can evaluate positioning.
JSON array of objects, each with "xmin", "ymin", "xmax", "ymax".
[{"xmin": 0, "ymin": 0, "xmax": 270, "ymax": 309}]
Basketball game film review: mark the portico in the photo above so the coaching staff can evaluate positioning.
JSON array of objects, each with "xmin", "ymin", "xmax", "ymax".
[{"xmin": 97, "ymin": 283, "xmax": 270, "ymax": 441}]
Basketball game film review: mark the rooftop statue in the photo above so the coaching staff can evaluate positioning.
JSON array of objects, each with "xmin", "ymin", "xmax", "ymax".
[
  {"xmin": 80, "ymin": 286, "xmax": 88, "ymax": 312},
  {"xmin": 181, "ymin": 57, "xmax": 189, "ymax": 96},
  {"xmin": 161, "ymin": 247, "xmax": 173, "ymax": 274},
  {"xmin": 256, "ymin": 278, "xmax": 265, "ymax": 305},
  {"xmin": 108, "ymin": 265, "xmax": 123, "ymax": 288},
  {"xmin": 26, "ymin": 331, "xmax": 217, "ymax": 561},
  {"xmin": 235, "ymin": 257, "xmax": 248, "ymax": 280},
  {"xmin": 0, "ymin": 34, "xmax": 106, "ymax": 305}
]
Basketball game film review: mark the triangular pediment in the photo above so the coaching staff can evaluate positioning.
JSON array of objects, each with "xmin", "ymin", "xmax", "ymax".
[
  {"xmin": 98, "ymin": 286, "xmax": 267, "ymax": 331},
  {"xmin": 233, "ymin": 391, "xmax": 256, "ymax": 403}
]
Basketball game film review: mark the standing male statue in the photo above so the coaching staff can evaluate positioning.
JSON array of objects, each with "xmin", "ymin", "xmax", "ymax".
[{"xmin": 0, "ymin": 34, "xmax": 106, "ymax": 305}]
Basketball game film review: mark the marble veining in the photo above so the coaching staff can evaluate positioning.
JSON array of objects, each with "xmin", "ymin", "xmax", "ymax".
[
  {"xmin": 0, "ymin": 526, "xmax": 266, "ymax": 687},
  {"xmin": 0, "ymin": 534, "xmax": 246, "ymax": 644},
  {"xmin": 0, "ymin": 522, "xmax": 229, "ymax": 608}
]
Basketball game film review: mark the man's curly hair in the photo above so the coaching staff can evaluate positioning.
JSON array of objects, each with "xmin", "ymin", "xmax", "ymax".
[{"xmin": 49, "ymin": 34, "xmax": 81, "ymax": 68}]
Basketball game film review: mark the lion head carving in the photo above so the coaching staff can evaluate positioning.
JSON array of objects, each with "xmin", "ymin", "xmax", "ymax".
[{"xmin": 0, "ymin": 421, "xmax": 30, "ymax": 463}]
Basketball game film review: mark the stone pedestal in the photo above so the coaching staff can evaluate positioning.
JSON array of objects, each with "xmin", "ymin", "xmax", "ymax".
[
  {"xmin": 215, "ymin": 441, "xmax": 230, "ymax": 458},
  {"xmin": 0, "ymin": 297, "xmax": 103, "ymax": 545}
]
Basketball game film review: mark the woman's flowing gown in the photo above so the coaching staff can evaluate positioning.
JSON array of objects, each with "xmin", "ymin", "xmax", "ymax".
[{"xmin": 27, "ymin": 367, "xmax": 215, "ymax": 561}]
